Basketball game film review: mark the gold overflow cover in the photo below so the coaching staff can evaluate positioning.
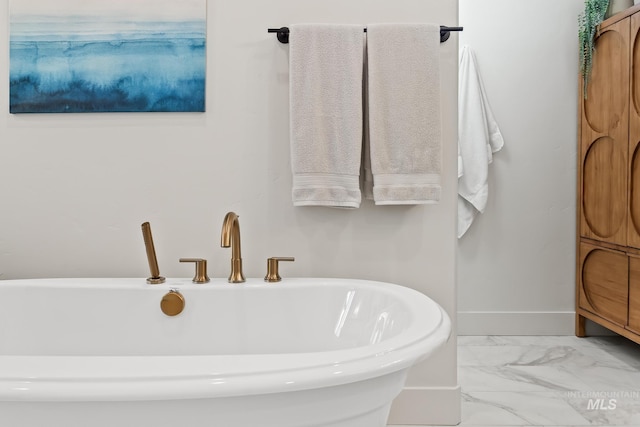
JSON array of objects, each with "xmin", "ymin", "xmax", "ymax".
[{"xmin": 161, "ymin": 290, "xmax": 185, "ymax": 316}]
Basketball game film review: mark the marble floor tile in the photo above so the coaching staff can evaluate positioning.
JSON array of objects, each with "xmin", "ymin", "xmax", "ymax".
[
  {"xmin": 389, "ymin": 335, "xmax": 640, "ymax": 427},
  {"xmin": 460, "ymin": 337, "xmax": 640, "ymax": 394},
  {"xmin": 586, "ymin": 337, "xmax": 640, "ymax": 370},
  {"xmin": 563, "ymin": 391, "xmax": 640, "ymax": 425},
  {"xmin": 460, "ymin": 364, "xmax": 580, "ymax": 393},
  {"xmin": 463, "ymin": 391, "xmax": 590, "ymax": 425}
]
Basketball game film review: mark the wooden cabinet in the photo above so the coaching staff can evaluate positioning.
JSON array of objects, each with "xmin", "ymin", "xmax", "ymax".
[
  {"xmin": 629, "ymin": 12, "xmax": 640, "ymax": 248},
  {"xmin": 629, "ymin": 255, "xmax": 640, "ymax": 333},
  {"xmin": 577, "ymin": 5, "xmax": 640, "ymax": 344},
  {"xmin": 580, "ymin": 18, "xmax": 629, "ymax": 246},
  {"xmin": 578, "ymin": 243, "xmax": 628, "ymax": 327}
]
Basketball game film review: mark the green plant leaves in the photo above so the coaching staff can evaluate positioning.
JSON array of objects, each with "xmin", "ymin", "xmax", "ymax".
[{"xmin": 579, "ymin": 0, "xmax": 610, "ymax": 97}]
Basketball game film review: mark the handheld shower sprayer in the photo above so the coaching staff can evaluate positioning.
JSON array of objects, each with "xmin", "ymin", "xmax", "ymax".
[{"xmin": 141, "ymin": 222, "xmax": 165, "ymax": 284}]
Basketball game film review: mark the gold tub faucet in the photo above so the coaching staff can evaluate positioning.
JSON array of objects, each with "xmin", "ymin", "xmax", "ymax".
[{"xmin": 220, "ymin": 212, "xmax": 245, "ymax": 283}]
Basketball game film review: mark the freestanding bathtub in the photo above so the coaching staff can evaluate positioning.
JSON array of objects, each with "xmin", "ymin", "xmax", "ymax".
[{"xmin": 0, "ymin": 278, "xmax": 450, "ymax": 427}]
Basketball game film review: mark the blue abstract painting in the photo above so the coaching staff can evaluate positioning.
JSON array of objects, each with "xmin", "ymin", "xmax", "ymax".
[{"xmin": 9, "ymin": 0, "xmax": 206, "ymax": 113}]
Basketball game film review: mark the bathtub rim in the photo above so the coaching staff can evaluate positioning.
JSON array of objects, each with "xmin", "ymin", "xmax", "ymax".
[{"xmin": 0, "ymin": 277, "xmax": 451, "ymax": 402}]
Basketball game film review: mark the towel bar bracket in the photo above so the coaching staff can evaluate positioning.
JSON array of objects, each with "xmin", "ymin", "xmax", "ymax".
[
  {"xmin": 270, "ymin": 27, "xmax": 290, "ymax": 44},
  {"xmin": 267, "ymin": 26, "xmax": 463, "ymax": 44},
  {"xmin": 441, "ymin": 27, "xmax": 452, "ymax": 43}
]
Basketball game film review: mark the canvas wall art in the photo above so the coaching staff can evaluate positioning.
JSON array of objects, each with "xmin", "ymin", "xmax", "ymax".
[{"xmin": 9, "ymin": 0, "xmax": 206, "ymax": 113}]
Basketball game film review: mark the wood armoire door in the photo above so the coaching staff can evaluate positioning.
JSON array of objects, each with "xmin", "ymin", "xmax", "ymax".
[
  {"xmin": 581, "ymin": 18, "xmax": 630, "ymax": 246},
  {"xmin": 629, "ymin": 13, "xmax": 640, "ymax": 248},
  {"xmin": 628, "ymin": 255, "xmax": 640, "ymax": 333},
  {"xmin": 579, "ymin": 242, "xmax": 629, "ymax": 327}
]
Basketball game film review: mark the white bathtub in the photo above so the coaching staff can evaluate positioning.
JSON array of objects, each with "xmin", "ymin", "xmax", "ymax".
[{"xmin": 0, "ymin": 278, "xmax": 450, "ymax": 427}]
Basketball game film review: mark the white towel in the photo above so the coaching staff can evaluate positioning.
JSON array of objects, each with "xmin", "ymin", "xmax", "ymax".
[
  {"xmin": 289, "ymin": 24, "xmax": 365, "ymax": 208},
  {"xmin": 457, "ymin": 45, "xmax": 504, "ymax": 238},
  {"xmin": 365, "ymin": 23, "xmax": 442, "ymax": 205}
]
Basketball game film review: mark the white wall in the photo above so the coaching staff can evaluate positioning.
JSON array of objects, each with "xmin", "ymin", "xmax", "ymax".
[
  {"xmin": 0, "ymin": 0, "xmax": 459, "ymax": 424},
  {"xmin": 458, "ymin": 0, "xmax": 583, "ymax": 335}
]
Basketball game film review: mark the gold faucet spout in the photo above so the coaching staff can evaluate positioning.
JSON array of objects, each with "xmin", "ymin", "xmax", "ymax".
[{"xmin": 220, "ymin": 211, "xmax": 245, "ymax": 283}]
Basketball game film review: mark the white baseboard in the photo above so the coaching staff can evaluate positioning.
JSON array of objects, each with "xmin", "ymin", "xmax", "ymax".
[
  {"xmin": 388, "ymin": 385, "xmax": 461, "ymax": 426},
  {"xmin": 458, "ymin": 311, "xmax": 576, "ymax": 335}
]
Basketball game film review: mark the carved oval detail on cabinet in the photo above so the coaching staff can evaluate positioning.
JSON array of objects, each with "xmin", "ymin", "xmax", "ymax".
[
  {"xmin": 630, "ymin": 142, "xmax": 640, "ymax": 241},
  {"xmin": 584, "ymin": 30, "xmax": 626, "ymax": 133},
  {"xmin": 582, "ymin": 136, "xmax": 626, "ymax": 239},
  {"xmin": 581, "ymin": 247, "xmax": 628, "ymax": 326},
  {"xmin": 633, "ymin": 29, "xmax": 640, "ymax": 116}
]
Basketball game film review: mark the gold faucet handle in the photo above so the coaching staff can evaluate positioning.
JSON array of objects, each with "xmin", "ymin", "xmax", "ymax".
[
  {"xmin": 179, "ymin": 258, "xmax": 210, "ymax": 284},
  {"xmin": 265, "ymin": 257, "xmax": 295, "ymax": 282}
]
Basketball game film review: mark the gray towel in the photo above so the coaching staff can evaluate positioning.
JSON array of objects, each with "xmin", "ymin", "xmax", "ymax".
[
  {"xmin": 289, "ymin": 24, "xmax": 365, "ymax": 208},
  {"xmin": 365, "ymin": 23, "xmax": 442, "ymax": 205}
]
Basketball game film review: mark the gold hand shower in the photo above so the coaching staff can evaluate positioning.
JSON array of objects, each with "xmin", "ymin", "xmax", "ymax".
[{"xmin": 141, "ymin": 222, "xmax": 165, "ymax": 284}]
